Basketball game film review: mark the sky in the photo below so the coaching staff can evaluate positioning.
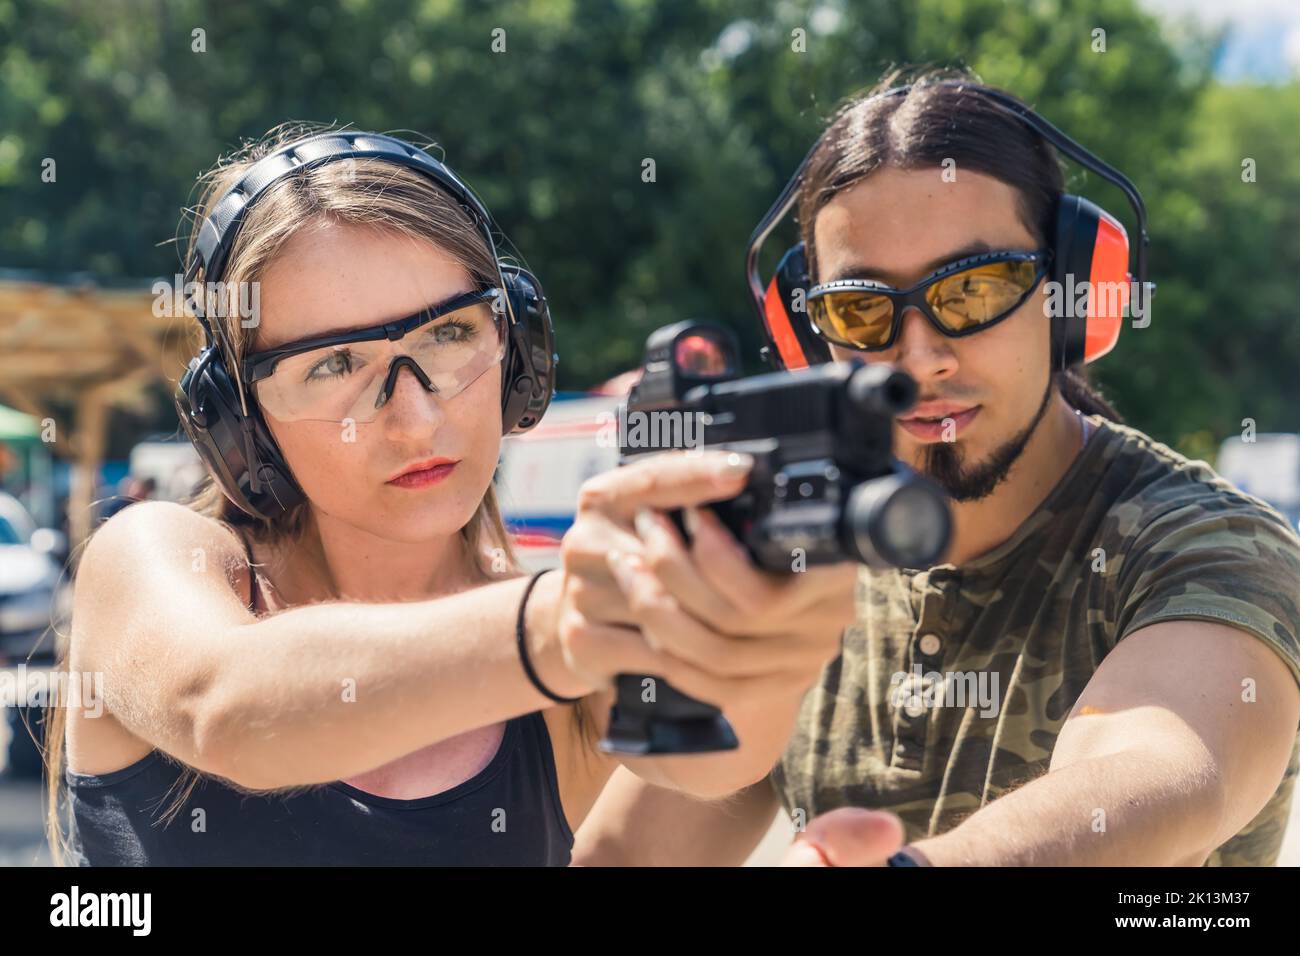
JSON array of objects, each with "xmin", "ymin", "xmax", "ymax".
[{"xmin": 1140, "ymin": 0, "xmax": 1300, "ymax": 80}]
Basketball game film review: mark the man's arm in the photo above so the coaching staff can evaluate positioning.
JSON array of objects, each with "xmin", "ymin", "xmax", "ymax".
[
  {"xmin": 907, "ymin": 620, "xmax": 1300, "ymax": 866},
  {"xmin": 572, "ymin": 765, "xmax": 783, "ymax": 866}
]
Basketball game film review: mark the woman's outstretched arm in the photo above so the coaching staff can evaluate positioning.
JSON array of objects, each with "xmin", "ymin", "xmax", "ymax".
[{"xmin": 69, "ymin": 500, "xmax": 588, "ymax": 791}]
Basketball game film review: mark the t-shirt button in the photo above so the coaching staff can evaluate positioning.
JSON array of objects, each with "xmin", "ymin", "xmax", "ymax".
[{"xmin": 919, "ymin": 633, "xmax": 942, "ymax": 656}]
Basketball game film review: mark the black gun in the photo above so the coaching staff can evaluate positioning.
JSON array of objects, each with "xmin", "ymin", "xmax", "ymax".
[{"xmin": 599, "ymin": 321, "xmax": 952, "ymax": 756}]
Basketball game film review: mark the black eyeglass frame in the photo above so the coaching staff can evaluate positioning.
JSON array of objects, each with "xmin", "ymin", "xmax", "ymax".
[
  {"xmin": 805, "ymin": 249, "xmax": 1050, "ymax": 353},
  {"xmin": 241, "ymin": 286, "xmax": 504, "ymax": 387}
]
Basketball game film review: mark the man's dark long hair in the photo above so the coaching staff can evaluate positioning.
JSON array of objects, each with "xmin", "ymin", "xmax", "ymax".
[{"xmin": 796, "ymin": 67, "xmax": 1123, "ymax": 422}]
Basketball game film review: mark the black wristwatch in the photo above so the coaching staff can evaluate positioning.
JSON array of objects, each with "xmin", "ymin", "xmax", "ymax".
[{"xmin": 887, "ymin": 849, "xmax": 922, "ymax": 866}]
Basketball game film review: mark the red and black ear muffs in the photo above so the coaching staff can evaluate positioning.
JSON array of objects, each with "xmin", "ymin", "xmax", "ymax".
[
  {"xmin": 173, "ymin": 131, "xmax": 557, "ymax": 522},
  {"xmin": 1051, "ymin": 194, "xmax": 1133, "ymax": 369},
  {"xmin": 749, "ymin": 83, "xmax": 1151, "ymax": 373},
  {"xmin": 759, "ymin": 241, "xmax": 824, "ymax": 370}
]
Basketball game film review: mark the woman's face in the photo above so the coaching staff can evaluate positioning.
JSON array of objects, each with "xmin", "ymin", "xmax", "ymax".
[{"xmin": 252, "ymin": 221, "xmax": 503, "ymax": 543}]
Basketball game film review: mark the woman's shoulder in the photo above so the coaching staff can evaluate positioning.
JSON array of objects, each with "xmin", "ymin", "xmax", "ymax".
[
  {"xmin": 67, "ymin": 503, "xmax": 257, "ymax": 775},
  {"xmin": 84, "ymin": 499, "xmax": 240, "ymax": 560},
  {"xmin": 78, "ymin": 500, "xmax": 252, "ymax": 601}
]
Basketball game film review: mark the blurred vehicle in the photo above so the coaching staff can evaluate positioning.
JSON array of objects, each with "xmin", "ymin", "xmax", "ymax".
[
  {"xmin": 128, "ymin": 439, "xmax": 205, "ymax": 503},
  {"xmin": 496, "ymin": 392, "xmax": 622, "ymax": 570},
  {"xmin": 97, "ymin": 474, "xmax": 157, "ymax": 523},
  {"xmin": 0, "ymin": 490, "xmax": 69, "ymax": 779},
  {"xmin": 0, "ymin": 490, "xmax": 65, "ymax": 662},
  {"xmin": 1217, "ymin": 433, "xmax": 1300, "ymax": 531}
]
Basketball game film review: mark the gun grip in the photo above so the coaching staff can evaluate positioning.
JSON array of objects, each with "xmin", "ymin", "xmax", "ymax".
[{"xmin": 598, "ymin": 674, "xmax": 739, "ymax": 755}]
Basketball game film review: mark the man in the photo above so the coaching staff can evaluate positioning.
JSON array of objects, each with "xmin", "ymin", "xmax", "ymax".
[{"xmin": 557, "ymin": 71, "xmax": 1300, "ymax": 865}]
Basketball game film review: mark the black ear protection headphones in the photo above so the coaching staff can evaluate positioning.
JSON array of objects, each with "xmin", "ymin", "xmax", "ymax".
[
  {"xmin": 746, "ymin": 82, "xmax": 1151, "ymax": 373},
  {"xmin": 174, "ymin": 131, "xmax": 557, "ymax": 521}
]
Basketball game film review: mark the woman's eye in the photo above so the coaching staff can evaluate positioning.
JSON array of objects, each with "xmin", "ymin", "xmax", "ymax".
[
  {"xmin": 430, "ymin": 319, "xmax": 477, "ymax": 344},
  {"xmin": 305, "ymin": 350, "xmax": 354, "ymax": 381}
]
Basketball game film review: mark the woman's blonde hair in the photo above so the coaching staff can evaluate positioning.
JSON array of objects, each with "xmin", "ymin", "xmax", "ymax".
[{"xmin": 45, "ymin": 122, "xmax": 528, "ymax": 863}]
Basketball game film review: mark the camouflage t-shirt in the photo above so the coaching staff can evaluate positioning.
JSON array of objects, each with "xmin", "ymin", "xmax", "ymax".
[{"xmin": 772, "ymin": 413, "xmax": 1300, "ymax": 866}]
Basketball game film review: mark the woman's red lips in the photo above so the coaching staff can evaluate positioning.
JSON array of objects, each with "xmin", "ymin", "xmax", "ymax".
[{"xmin": 387, "ymin": 457, "xmax": 460, "ymax": 487}]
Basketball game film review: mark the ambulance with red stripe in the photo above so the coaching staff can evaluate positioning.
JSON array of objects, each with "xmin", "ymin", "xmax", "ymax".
[{"xmin": 495, "ymin": 372, "xmax": 638, "ymax": 570}]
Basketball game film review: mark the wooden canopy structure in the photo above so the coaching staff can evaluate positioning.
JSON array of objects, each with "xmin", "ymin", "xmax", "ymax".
[{"xmin": 0, "ymin": 270, "xmax": 197, "ymax": 551}]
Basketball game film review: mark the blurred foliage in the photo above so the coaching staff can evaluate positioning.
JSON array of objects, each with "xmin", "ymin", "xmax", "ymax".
[{"xmin": 0, "ymin": 0, "xmax": 1296, "ymax": 455}]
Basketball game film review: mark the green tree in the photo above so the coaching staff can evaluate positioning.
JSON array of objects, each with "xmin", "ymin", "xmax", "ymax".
[{"xmin": 4, "ymin": 0, "xmax": 1284, "ymax": 462}]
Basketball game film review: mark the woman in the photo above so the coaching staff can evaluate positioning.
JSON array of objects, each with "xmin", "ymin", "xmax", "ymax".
[{"xmin": 44, "ymin": 123, "xmax": 855, "ymax": 866}]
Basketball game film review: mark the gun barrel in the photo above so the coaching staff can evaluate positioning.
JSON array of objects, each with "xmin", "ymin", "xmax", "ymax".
[
  {"xmin": 845, "ymin": 470, "xmax": 951, "ymax": 569},
  {"xmin": 847, "ymin": 363, "xmax": 916, "ymax": 416}
]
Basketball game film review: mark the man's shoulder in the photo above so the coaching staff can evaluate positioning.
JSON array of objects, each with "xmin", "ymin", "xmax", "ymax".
[
  {"xmin": 1088, "ymin": 419, "xmax": 1300, "ymax": 691},
  {"xmin": 1088, "ymin": 417, "xmax": 1297, "ymax": 545}
]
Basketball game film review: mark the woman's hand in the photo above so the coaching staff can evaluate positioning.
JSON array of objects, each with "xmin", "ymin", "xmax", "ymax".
[{"xmin": 556, "ymin": 449, "xmax": 860, "ymax": 710}]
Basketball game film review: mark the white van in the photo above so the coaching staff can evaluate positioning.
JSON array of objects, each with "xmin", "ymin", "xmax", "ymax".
[
  {"xmin": 496, "ymin": 392, "xmax": 623, "ymax": 570},
  {"xmin": 129, "ymin": 440, "xmax": 206, "ymax": 502},
  {"xmin": 1217, "ymin": 433, "xmax": 1300, "ymax": 531}
]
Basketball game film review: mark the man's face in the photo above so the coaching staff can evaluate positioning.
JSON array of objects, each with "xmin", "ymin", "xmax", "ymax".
[{"xmin": 813, "ymin": 166, "xmax": 1054, "ymax": 501}]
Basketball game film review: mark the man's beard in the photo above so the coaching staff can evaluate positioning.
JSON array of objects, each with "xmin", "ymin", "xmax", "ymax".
[{"xmin": 917, "ymin": 373, "xmax": 1055, "ymax": 503}]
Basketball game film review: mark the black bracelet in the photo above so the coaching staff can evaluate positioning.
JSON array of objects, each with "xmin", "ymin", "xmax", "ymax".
[
  {"xmin": 887, "ymin": 849, "xmax": 922, "ymax": 866},
  {"xmin": 516, "ymin": 569, "xmax": 583, "ymax": 705}
]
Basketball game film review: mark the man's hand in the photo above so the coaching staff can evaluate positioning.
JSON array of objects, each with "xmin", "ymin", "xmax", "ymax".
[
  {"xmin": 557, "ymin": 449, "xmax": 859, "ymax": 710},
  {"xmin": 781, "ymin": 808, "xmax": 912, "ymax": 866}
]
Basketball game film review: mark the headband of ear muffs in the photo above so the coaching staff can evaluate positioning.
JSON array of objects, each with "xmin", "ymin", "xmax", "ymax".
[
  {"xmin": 748, "ymin": 83, "xmax": 1151, "ymax": 373},
  {"xmin": 173, "ymin": 131, "xmax": 557, "ymax": 522}
]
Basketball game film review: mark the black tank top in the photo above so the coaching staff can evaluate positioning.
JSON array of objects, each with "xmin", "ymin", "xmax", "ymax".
[{"xmin": 63, "ymin": 533, "xmax": 574, "ymax": 866}]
